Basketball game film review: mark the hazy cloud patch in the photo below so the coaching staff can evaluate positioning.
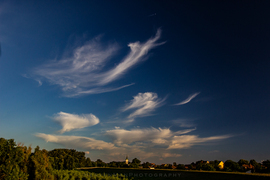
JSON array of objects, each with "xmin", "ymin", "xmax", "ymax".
[
  {"xmin": 172, "ymin": 119, "xmax": 196, "ymax": 128},
  {"xmin": 161, "ymin": 153, "xmax": 182, "ymax": 158}
]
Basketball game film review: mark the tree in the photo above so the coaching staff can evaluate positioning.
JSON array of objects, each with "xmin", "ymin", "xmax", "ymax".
[
  {"xmin": 85, "ymin": 157, "xmax": 91, "ymax": 167},
  {"xmin": 0, "ymin": 138, "xmax": 29, "ymax": 180},
  {"xmin": 131, "ymin": 158, "xmax": 141, "ymax": 165},
  {"xmin": 210, "ymin": 160, "xmax": 221, "ymax": 170},
  {"xmin": 238, "ymin": 159, "xmax": 249, "ymax": 166},
  {"xmin": 29, "ymin": 146, "xmax": 53, "ymax": 180},
  {"xmin": 128, "ymin": 158, "xmax": 140, "ymax": 168},
  {"xmin": 250, "ymin": 159, "xmax": 258, "ymax": 167},
  {"xmin": 142, "ymin": 162, "xmax": 151, "ymax": 168},
  {"xmin": 202, "ymin": 164, "xmax": 215, "ymax": 171},
  {"xmin": 262, "ymin": 160, "xmax": 270, "ymax": 172},
  {"xmin": 108, "ymin": 161, "xmax": 117, "ymax": 167},
  {"xmin": 224, "ymin": 160, "xmax": 241, "ymax": 172},
  {"xmin": 48, "ymin": 149, "xmax": 87, "ymax": 170},
  {"xmin": 176, "ymin": 164, "xmax": 185, "ymax": 170},
  {"xmin": 249, "ymin": 159, "xmax": 258, "ymax": 172},
  {"xmin": 96, "ymin": 159, "xmax": 105, "ymax": 167}
]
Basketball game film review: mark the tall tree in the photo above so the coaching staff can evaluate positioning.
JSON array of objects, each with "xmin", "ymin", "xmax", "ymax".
[
  {"xmin": 85, "ymin": 157, "xmax": 91, "ymax": 167},
  {"xmin": 131, "ymin": 158, "xmax": 141, "ymax": 165},
  {"xmin": 29, "ymin": 146, "xmax": 53, "ymax": 180},
  {"xmin": 238, "ymin": 159, "xmax": 249, "ymax": 166},
  {"xmin": 0, "ymin": 138, "xmax": 29, "ymax": 180}
]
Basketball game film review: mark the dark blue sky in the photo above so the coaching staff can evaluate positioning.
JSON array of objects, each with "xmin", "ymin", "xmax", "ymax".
[{"xmin": 0, "ymin": 0, "xmax": 269, "ymax": 164}]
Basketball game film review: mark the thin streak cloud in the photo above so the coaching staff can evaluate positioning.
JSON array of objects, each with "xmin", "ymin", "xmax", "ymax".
[
  {"xmin": 31, "ymin": 29, "xmax": 164, "ymax": 97},
  {"xmin": 36, "ymin": 133, "xmax": 115, "ymax": 150},
  {"xmin": 168, "ymin": 134, "xmax": 232, "ymax": 149},
  {"xmin": 175, "ymin": 92, "xmax": 200, "ymax": 105}
]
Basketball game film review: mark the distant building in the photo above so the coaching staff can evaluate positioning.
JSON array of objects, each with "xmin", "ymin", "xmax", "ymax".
[
  {"xmin": 242, "ymin": 164, "xmax": 254, "ymax": 170},
  {"xmin": 218, "ymin": 161, "xmax": 224, "ymax": 169},
  {"xmin": 125, "ymin": 155, "xmax": 129, "ymax": 165},
  {"xmin": 149, "ymin": 163, "xmax": 156, "ymax": 169}
]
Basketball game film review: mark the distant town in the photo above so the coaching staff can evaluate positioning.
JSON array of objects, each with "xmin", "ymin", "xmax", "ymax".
[{"xmin": 97, "ymin": 155, "xmax": 269, "ymax": 174}]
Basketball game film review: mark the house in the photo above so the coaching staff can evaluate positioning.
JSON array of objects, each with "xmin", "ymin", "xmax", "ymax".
[
  {"xmin": 242, "ymin": 164, "xmax": 254, "ymax": 170},
  {"xmin": 184, "ymin": 164, "xmax": 196, "ymax": 170},
  {"xmin": 199, "ymin": 160, "xmax": 209, "ymax": 164},
  {"xmin": 160, "ymin": 164, "xmax": 168, "ymax": 169},
  {"xmin": 218, "ymin": 161, "xmax": 224, "ymax": 169},
  {"xmin": 149, "ymin": 163, "xmax": 156, "ymax": 169}
]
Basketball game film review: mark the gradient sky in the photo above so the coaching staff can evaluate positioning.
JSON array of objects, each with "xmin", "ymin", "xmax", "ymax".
[{"xmin": 0, "ymin": 0, "xmax": 270, "ymax": 164}]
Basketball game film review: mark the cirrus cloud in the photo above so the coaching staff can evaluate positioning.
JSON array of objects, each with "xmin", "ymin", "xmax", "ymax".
[
  {"xmin": 175, "ymin": 92, "xmax": 200, "ymax": 105},
  {"xmin": 122, "ymin": 92, "xmax": 165, "ymax": 122},
  {"xmin": 31, "ymin": 29, "xmax": 164, "ymax": 97},
  {"xmin": 168, "ymin": 134, "xmax": 232, "ymax": 149},
  {"xmin": 53, "ymin": 112, "xmax": 99, "ymax": 133},
  {"xmin": 36, "ymin": 126, "xmax": 232, "ymax": 162},
  {"xmin": 36, "ymin": 133, "xmax": 115, "ymax": 150}
]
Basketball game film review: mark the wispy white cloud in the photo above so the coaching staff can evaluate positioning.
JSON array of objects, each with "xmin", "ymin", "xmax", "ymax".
[
  {"xmin": 98, "ymin": 29, "xmax": 164, "ymax": 85},
  {"xmin": 168, "ymin": 134, "xmax": 232, "ymax": 149},
  {"xmin": 35, "ymin": 133, "xmax": 157, "ymax": 161},
  {"xmin": 122, "ymin": 92, "xmax": 165, "ymax": 122},
  {"xmin": 53, "ymin": 112, "xmax": 99, "ymax": 133},
  {"xmin": 36, "ymin": 127, "xmax": 232, "ymax": 162},
  {"xmin": 31, "ymin": 29, "xmax": 164, "ymax": 97},
  {"xmin": 175, "ymin": 92, "xmax": 200, "ymax": 105},
  {"xmin": 105, "ymin": 127, "xmax": 180, "ymax": 145},
  {"xmin": 36, "ymin": 133, "xmax": 115, "ymax": 150}
]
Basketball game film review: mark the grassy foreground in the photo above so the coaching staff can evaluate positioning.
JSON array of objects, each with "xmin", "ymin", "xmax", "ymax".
[
  {"xmin": 53, "ymin": 170, "xmax": 130, "ymax": 180},
  {"xmin": 79, "ymin": 167, "xmax": 270, "ymax": 180}
]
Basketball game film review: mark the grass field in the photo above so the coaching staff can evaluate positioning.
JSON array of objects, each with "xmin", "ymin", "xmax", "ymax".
[{"xmin": 79, "ymin": 167, "xmax": 270, "ymax": 180}]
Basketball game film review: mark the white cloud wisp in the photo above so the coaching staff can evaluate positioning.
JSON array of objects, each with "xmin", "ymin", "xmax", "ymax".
[
  {"xmin": 36, "ymin": 126, "xmax": 232, "ymax": 162},
  {"xmin": 105, "ymin": 127, "xmax": 185, "ymax": 145},
  {"xmin": 36, "ymin": 133, "xmax": 115, "ymax": 150},
  {"xmin": 122, "ymin": 92, "xmax": 165, "ymax": 122},
  {"xmin": 53, "ymin": 112, "xmax": 99, "ymax": 133},
  {"xmin": 167, "ymin": 134, "xmax": 232, "ymax": 149},
  {"xmin": 32, "ymin": 29, "xmax": 164, "ymax": 97},
  {"xmin": 175, "ymin": 92, "xmax": 200, "ymax": 105}
]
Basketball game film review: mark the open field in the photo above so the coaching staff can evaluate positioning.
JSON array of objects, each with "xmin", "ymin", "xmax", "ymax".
[{"xmin": 79, "ymin": 168, "xmax": 270, "ymax": 180}]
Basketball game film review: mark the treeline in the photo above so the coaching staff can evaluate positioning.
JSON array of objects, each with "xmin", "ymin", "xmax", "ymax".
[
  {"xmin": 0, "ymin": 137, "xmax": 91, "ymax": 180},
  {"xmin": 171, "ymin": 159, "xmax": 270, "ymax": 173},
  {"xmin": 1, "ymin": 137, "xmax": 270, "ymax": 179},
  {"xmin": 85, "ymin": 158, "xmax": 270, "ymax": 174}
]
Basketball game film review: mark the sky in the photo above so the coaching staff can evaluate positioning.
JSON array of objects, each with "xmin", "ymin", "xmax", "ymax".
[{"xmin": 0, "ymin": 0, "xmax": 270, "ymax": 164}]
